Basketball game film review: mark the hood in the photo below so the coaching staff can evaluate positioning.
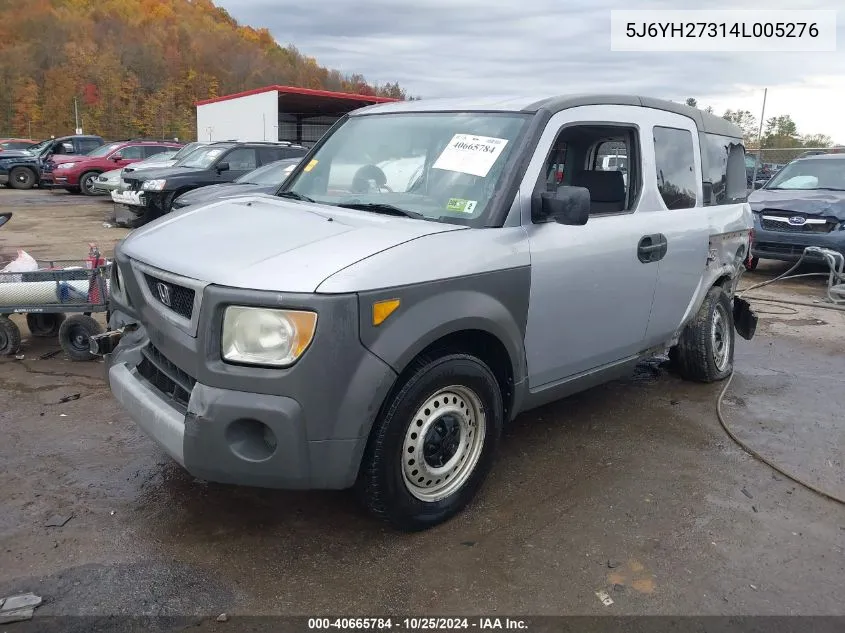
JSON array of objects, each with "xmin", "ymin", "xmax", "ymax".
[
  {"xmin": 120, "ymin": 196, "xmax": 466, "ymax": 293},
  {"xmin": 175, "ymin": 183, "xmax": 275, "ymax": 206},
  {"xmin": 50, "ymin": 154, "xmax": 87, "ymax": 164},
  {"xmin": 122, "ymin": 165, "xmax": 201, "ymax": 183},
  {"xmin": 124, "ymin": 159, "xmax": 177, "ymax": 173},
  {"xmin": 748, "ymin": 188, "xmax": 845, "ymax": 220},
  {"xmin": 0, "ymin": 150, "xmax": 38, "ymax": 161}
]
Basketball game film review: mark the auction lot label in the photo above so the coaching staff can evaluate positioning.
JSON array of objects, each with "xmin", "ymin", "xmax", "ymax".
[{"xmin": 433, "ymin": 134, "xmax": 509, "ymax": 178}]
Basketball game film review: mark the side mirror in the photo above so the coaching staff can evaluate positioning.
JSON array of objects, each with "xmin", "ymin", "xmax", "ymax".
[
  {"xmin": 111, "ymin": 153, "xmax": 123, "ymax": 161},
  {"xmin": 216, "ymin": 162, "xmax": 230, "ymax": 173},
  {"xmin": 533, "ymin": 186, "xmax": 591, "ymax": 225},
  {"xmin": 0, "ymin": 212, "xmax": 11, "ymax": 229}
]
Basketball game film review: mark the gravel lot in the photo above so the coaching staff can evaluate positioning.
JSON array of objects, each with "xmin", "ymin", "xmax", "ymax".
[{"xmin": 1, "ymin": 189, "xmax": 843, "ymax": 627}]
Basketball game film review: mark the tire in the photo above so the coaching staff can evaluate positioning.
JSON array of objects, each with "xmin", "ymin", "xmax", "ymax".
[
  {"xmin": 0, "ymin": 315, "xmax": 22, "ymax": 356},
  {"xmin": 58, "ymin": 314, "xmax": 103, "ymax": 361},
  {"xmin": 670, "ymin": 286, "xmax": 735, "ymax": 383},
  {"xmin": 79, "ymin": 172, "xmax": 100, "ymax": 196},
  {"xmin": 9, "ymin": 167, "xmax": 36, "ymax": 190},
  {"xmin": 26, "ymin": 313, "xmax": 66, "ymax": 338},
  {"xmin": 356, "ymin": 353, "xmax": 504, "ymax": 531},
  {"xmin": 744, "ymin": 256, "xmax": 759, "ymax": 271}
]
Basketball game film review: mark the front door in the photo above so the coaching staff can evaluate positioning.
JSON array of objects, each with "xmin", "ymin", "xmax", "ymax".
[{"xmin": 519, "ymin": 105, "xmax": 663, "ymax": 389}]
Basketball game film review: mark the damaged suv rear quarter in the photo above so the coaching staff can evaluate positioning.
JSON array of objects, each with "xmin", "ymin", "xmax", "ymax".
[{"xmin": 100, "ymin": 94, "xmax": 754, "ymax": 531}]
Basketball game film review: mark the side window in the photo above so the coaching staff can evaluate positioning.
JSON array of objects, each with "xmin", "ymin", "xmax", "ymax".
[
  {"xmin": 118, "ymin": 145, "xmax": 145, "ymax": 160},
  {"xmin": 144, "ymin": 145, "xmax": 170, "ymax": 158},
  {"xmin": 537, "ymin": 125, "xmax": 639, "ymax": 218},
  {"xmin": 223, "ymin": 148, "xmax": 258, "ymax": 171},
  {"xmin": 701, "ymin": 133, "xmax": 747, "ymax": 205},
  {"xmin": 653, "ymin": 126, "xmax": 697, "ymax": 209},
  {"xmin": 258, "ymin": 148, "xmax": 286, "ymax": 165},
  {"xmin": 78, "ymin": 140, "xmax": 101, "ymax": 154}
]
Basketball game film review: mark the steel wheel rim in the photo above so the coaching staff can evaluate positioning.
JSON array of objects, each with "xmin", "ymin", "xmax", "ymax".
[
  {"xmin": 401, "ymin": 385, "xmax": 486, "ymax": 503},
  {"xmin": 711, "ymin": 303, "xmax": 731, "ymax": 371},
  {"xmin": 68, "ymin": 325, "xmax": 89, "ymax": 351},
  {"xmin": 15, "ymin": 171, "xmax": 30, "ymax": 184}
]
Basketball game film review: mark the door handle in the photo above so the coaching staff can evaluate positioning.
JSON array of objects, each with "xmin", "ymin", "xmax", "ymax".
[{"xmin": 638, "ymin": 234, "xmax": 668, "ymax": 263}]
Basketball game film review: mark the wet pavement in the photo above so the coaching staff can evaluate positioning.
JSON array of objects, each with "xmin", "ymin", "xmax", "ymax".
[{"xmin": 0, "ymin": 191, "xmax": 843, "ymax": 623}]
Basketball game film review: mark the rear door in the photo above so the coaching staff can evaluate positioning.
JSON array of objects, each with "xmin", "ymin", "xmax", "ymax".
[{"xmin": 640, "ymin": 115, "xmax": 712, "ymax": 348}]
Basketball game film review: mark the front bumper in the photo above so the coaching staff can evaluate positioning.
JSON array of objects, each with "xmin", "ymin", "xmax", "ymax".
[
  {"xmin": 752, "ymin": 227, "xmax": 845, "ymax": 262},
  {"xmin": 102, "ymin": 263, "xmax": 398, "ymax": 490}
]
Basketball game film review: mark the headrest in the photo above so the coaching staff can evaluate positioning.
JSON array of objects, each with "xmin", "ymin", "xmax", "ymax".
[{"xmin": 571, "ymin": 170, "xmax": 625, "ymax": 202}]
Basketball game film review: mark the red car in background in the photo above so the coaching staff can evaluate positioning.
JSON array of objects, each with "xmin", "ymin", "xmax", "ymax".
[
  {"xmin": 0, "ymin": 138, "xmax": 37, "ymax": 152},
  {"xmin": 47, "ymin": 139, "xmax": 183, "ymax": 195}
]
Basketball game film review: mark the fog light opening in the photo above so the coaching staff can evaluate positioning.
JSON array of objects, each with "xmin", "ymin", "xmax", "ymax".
[{"xmin": 225, "ymin": 419, "xmax": 277, "ymax": 462}]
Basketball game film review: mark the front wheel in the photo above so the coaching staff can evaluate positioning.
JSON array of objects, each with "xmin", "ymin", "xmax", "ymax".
[
  {"xmin": 670, "ymin": 286, "xmax": 735, "ymax": 383},
  {"xmin": 79, "ymin": 171, "xmax": 100, "ymax": 196},
  {"xmin": 9, "ymin": 167, "xmax": 36, "ymax": 190},
  {"xmin": 357, "ymin": 354, "xmax": 504, "ymax": 531}
]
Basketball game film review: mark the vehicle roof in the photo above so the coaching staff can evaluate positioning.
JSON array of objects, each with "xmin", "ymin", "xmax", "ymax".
[
  {"xmin": 352, "ymin": 94, "xmax": 742, "ymax": 138},
  {"xmin": 792, "ymin": 153, "xmax": 845, "ymax": 161},
  {"xmin": 55, "ymin": 134, "xmax": 103, "ymax": 140}
]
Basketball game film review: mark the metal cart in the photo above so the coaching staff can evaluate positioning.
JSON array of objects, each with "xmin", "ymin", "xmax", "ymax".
[{"xmin": 0, "ymin": 212, "xmax": 111, "ymax": 361}]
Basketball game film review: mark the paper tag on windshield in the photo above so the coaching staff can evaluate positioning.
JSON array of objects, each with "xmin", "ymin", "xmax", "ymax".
[{"xmin": 432, "ymin": 134, "xmax": 508, "ymax": 178}]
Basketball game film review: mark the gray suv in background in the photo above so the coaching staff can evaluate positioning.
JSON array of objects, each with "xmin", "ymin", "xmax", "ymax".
[{"xmin": 95, "ymin": 94, "xmax": 755, "ymax": 531}]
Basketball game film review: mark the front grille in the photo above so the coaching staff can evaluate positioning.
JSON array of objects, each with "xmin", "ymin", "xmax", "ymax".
[
  {"xmin": 136, "ymin": 343, "xmax": 196, "ymax": 411},
  {"xmin": 144, "ymin": 274, "xmax": 195, "ymax": 320},
  {"xmin": 760, "ymin": 212, "xmax": 836, "ymax": 234}
]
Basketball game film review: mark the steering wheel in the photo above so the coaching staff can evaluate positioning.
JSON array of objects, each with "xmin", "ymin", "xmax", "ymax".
[{"xmin": 351, "ymin": 164, "xmax": 392, "ymax": 193}]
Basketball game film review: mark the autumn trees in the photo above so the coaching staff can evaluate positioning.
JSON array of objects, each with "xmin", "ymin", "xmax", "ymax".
[{"xmin": 0, "ymin": 0, "xmax": 409, "ymax": 141}]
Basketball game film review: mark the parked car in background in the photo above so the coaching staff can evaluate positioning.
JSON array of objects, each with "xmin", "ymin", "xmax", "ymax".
[
  {"xmin": 747, "ymin": 153, "xmax": 845, "ymax": 267},
  {"xmin": 47, "ymin": 139, "xmax": 183, "ymax": 195},
  {"xmin": 745, "ymin": 154, "xmax": 771, "ymax": 189},
  {"xmin": 0, "ymin": 138, "xmax": 37, "ymax": 152},
  {"xmin": 113, "ymin": 141, "xmax": 308, "ymax": 227},
  {"xmin": 91, "ymin": 150, "xmax": 179, "ymax": 195},
  {"xmin": 0, "ymin": 135, "xmax": 105, "ymax": 189},
  {"xmin": 170, "ymin": 157, "xmax": 302, "ymax": 211},
  {"xmin": 121, "ymin": 141, "xmax": 210, "ymax": 180}
]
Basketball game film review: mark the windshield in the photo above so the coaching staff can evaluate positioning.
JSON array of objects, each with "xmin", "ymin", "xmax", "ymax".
[
  {"xmin": 236, "ymin": 160, "xmax": 298, "ymax": 185},
  {"xmin": 144, "ymin": 150, "xmax": 177, "ymax": 163},
  {"xmin": 86, "ymin": 142, "xmax": 122, "ymax": 158},
  {"xmin": 282, "ymin": 112, "xmax": 532, "ymax": 224},
  {"xmin": 176, "ymin": 145, "xmax": 227, "ymax": 168},
  {"xmin": 25, "ymin": 139, "xmax": 52, "ymax": 155},
  {"xmin": 171, "ymin": 142, "xmax": 204, "ymax": 161},
  {"xmin": 764, "ymin": 158, "xmax": 845, "ymax": 191}
]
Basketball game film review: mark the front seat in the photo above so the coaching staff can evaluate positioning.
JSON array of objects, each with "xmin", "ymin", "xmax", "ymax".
[{"xmin": 570, "ymin": 170, "xmax": 626, "ymax": 213}]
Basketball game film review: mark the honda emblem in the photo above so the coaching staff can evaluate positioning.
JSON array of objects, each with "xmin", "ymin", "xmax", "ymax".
[{"xmin": 156, "ymin": 282, "xmax": 172, "ymax": 307}]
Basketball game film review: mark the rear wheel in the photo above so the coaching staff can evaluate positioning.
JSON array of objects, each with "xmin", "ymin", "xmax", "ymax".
[
  {"xmin": 670, "ymin": 286, "xmax": 735, "ymax": 383},
  {"xmin": 356, "ymin": 353, "xmax": 504, "ymax": 531},
  {"xmin": 79, "ymin": 172, "xmax": 100, "ymax": 196},
  {"xmin": 58, "ymin": 314, "xmax": 103, "ymax": 361},
  {"xmin": 0, "ymin": 316, "xmax": 22, "ymax": 356},
  {"xmin": 26, "ymin": 313, "xmax": 66, "ymax": 338},
  {"xmin": 9, "ymin": 167, "xmax": 36, "ymax": 190}
]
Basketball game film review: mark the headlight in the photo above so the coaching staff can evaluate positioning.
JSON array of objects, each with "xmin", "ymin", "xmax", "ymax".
[
  {"xmin": 142, "ymin": 179, "xmax": 166, "ymax": 191},
  {"xmin": 221, "ymin": 306, "xmax": 317, "ymax": 367},
  {"xmin": 57, "ymin": 162, "xmax": 76, "ymax": 170}
]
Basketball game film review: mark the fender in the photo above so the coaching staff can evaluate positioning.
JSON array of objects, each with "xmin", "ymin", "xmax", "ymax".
[{"xmin": 357, "ymin": 268, "xmax": 531, "ymax": 390}]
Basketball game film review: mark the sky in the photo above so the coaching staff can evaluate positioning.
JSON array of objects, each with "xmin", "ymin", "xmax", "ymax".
[{"xmin": 216, "ymin": 0, "xmax": 845, "ymax": 144}]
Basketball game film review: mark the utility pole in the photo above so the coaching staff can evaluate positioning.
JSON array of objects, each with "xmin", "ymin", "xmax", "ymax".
[
  {"xmin": 74, "ymin": 97, "xmax": 81, "ymax": 134},
  {"xmin": 750, "ymin": 88, "xmax": 767, "ymax": 190}
]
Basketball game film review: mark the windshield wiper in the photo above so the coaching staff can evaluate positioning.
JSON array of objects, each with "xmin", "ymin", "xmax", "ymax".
[
  {"xmin": 335, "ymin": 202, "xmax": 424, "ymax": 219},
  {"xmin": 277, "ymin": 190, "xmax": 316, "ymax": 203},
  {"xmin": 814, "ymin": 187, "xmax": 845, "ymax": 191}
]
